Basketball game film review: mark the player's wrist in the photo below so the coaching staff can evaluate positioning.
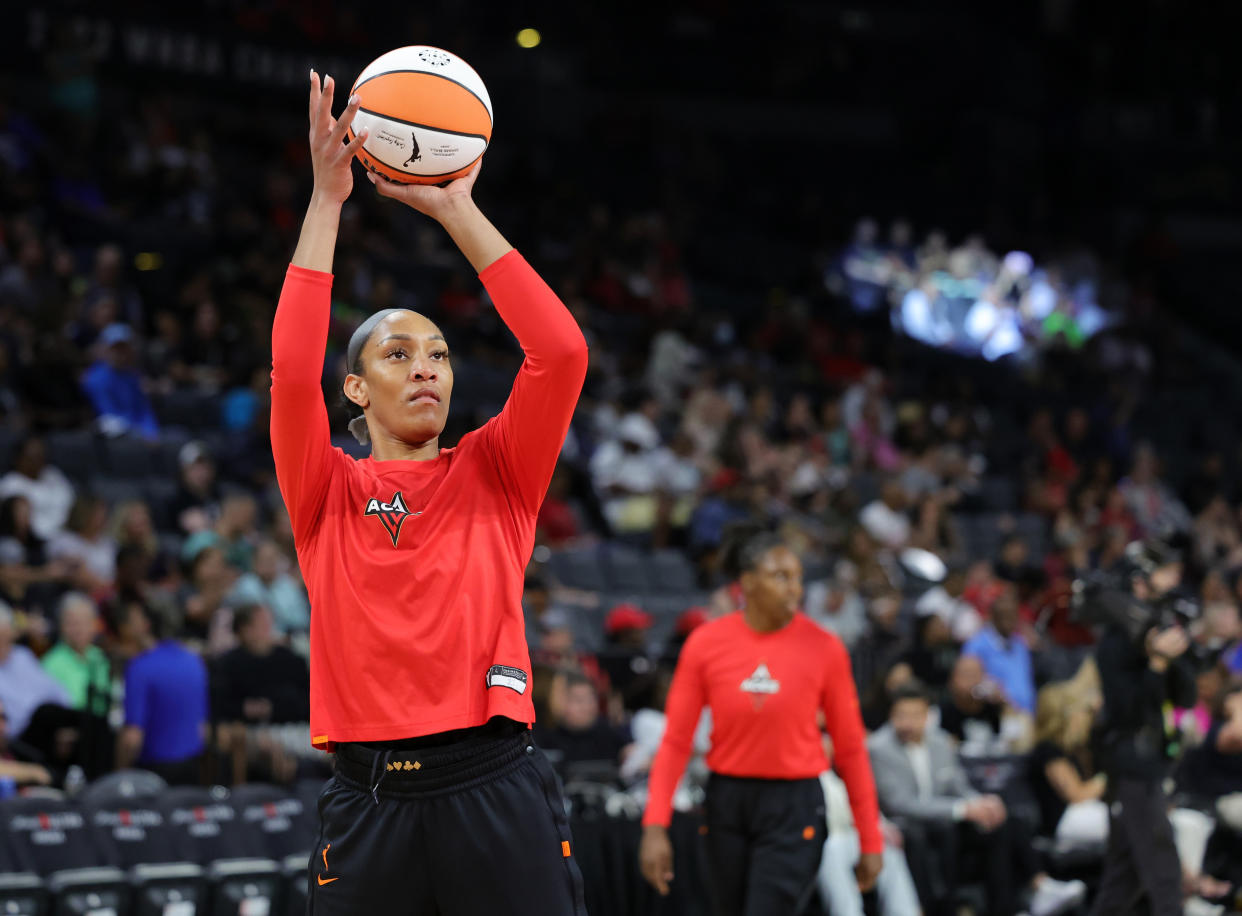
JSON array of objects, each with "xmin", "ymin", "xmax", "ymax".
[
  {"xmin": 642, "ymin": 822, "xmax": 670, "ymax": 834},
  {"xmin": 433, "ymin": 195, "xmax": 482, "ymax": 228},
  {"xmin": 307, "ymin": 189, "xmax": 346, "ymax": 214}
]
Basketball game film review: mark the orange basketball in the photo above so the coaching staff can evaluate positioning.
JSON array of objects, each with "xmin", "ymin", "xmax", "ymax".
[{"xmin": 347, "ymin": 46, "xmax": 493, "ymax": 185}]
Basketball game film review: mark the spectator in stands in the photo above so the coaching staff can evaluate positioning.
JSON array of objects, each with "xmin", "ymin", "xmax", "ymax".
[
  {"xmin": 962, "ymin": 586, "xmax": 1036, "ymax": 714},
  {"xmin": 868, "ymin": 681, "xmax": 1086, "ymax": 916},
  {"xmin": 171, "ymin": 440, "xmax": 221, "ymax": 535},
  {"xmin": 535, "ymin": 669, "xmax": 630, "ymax": 777},
  {"xmin": 177, "ymin": 544, "xmax": 236, "ymax": 643},
  {"xmin": 47, "ymin": 494, "xmax": 116, "ymax": 592},
  {"xmin": 212, "ymin": 492, "xmax": 259, "ymax": 572},
  {"xmin": 903, "ymin": 611, "xmax": 958, "ymax": 696},
  {"xmin": 229, "ymin": 539, "xmax": 309, "ymax": 635},
  {"xmin": 1029, "ymin": 678, "xmax": 1108, "ymax": 844},
  {"xmin": 1119, "ymin": 442, "xmax": 1192, "ymax": 539},
  {"xmin": 211, "ymin": 603, "xmax": 309, "ymax": 725},
  {"xmin": 0, "ymin": 696, "xmax": 51, "ymax": 787},
  {"xmin": 80, "ymin": 323, "xmax": 159, "ymax": 439},
  {"xmin": 598, "ymin": 602, "xmax": 659, "ymax": 713},
  {"xmin": 116, "ymin": 601, "xmax": 208, "ymax": 785},
  {"xmin": 40, "ymin": 592, "xmax": 110, "ymax": 717},
  {"xmin": 0, "ymin": 493, "xmax": 70, "ymax": 613},
  {"xmin": 818, "ymin": 748, "xmax": 921, "ymax": 916},
  {"xmin": 84, "ymin": 243, "xmax": 143, "ymax": 329},
  {"xmin": 0, "ymin": 600, "xmax": 70, "ymax": 738},
  {"xmin": 804, "ymin": 573, "xmax": 867, "ymax": 649},
  {"xmin": 0, "ymin": 434, "xmax": 74, "ymax": 540},
  {"xmin": 916, "ymin": 565, "xmax": 982, "ymax": 642},
  {"xmin": 859, "ymin": 478, "xmax": 911, "ymax": 550},
  {"xmin": 994, "ymin": 533, "xmax": 1044, "ymax": 596},
  {"xmin": 938, "ymin": 654, "xmax": 1007, "ymax": 752},
  {"xmin": 590, "ymin": 411, "xmax": 664, "ymax": 536}
]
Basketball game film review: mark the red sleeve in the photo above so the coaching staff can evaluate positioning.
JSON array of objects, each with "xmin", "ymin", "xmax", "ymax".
[
  {"xmin": 270, "ymin": 264, "xmax": 338, "ymax": 544},
  {"xmin": 821, "ymin": 636, "xmax": 883, "ymax": 854},
  {"xmin": 642, "ymin": 630, "xmax": 708, "ymax": 827},
  {"xmin": 478, "ymin": 251, "xmax": 588, "ymax": 514}
]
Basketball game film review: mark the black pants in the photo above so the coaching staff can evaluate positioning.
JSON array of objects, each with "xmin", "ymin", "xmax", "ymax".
[
  {"xmin": 703, "ymin": 774, "xmax": 826, "ymax": 916},
  {"xmin": 1090, "ymin": 777, "xmax": 1182, "ymax": 916},
  {"xmin": 901, "ymin": 816, "xmax": 1039, "ymax": 916},
  {"xmin": 309, "ymin": 725, "xmax": 587, "ymax": 916}
]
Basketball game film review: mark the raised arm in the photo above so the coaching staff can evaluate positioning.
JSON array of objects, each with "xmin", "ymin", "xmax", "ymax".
[
  {"xmin": 368, "ymin": 166, "xmax": 588, "ymax": 513},
  {"xmin": 271, "ymin": 72, "xmax": 368, "ymax": 542}
]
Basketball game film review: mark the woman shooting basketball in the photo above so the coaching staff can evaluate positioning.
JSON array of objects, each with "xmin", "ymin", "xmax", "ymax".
[{"xmin": 273, "ymin": 71, "xmax": 588, "ymax": 914}]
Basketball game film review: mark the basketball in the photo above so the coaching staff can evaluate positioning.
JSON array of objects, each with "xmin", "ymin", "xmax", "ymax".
[{"xmin": 347, "ymin": 46, "xmax": 493, "ymax": 185}]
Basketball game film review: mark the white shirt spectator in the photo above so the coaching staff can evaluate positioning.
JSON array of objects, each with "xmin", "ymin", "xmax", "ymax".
[
  {"xmin": 859, "ymin": 499, "xmax": 911, "ymax": 549},
  {"xmin": 916, "ymin": 585, "xmax": 983, "ymax": 642},
  {"xmin": 47, "ymin": 530, "xmax": 117, "ymax": 584},
  {"xmin": 804, "ymin": 580, "xmax": 867, "ymax": 649},
  {"xmin": 590, "ymin": 414, "xmax": 665, "ymax": 532},
  {"xmin": 0, "ymin": 466, "xmax": 75, "ymax": 540}
]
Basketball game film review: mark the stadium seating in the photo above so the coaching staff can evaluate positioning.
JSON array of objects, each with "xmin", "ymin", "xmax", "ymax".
[
  {"xmin": 81, "ymin": 770, "xmax": 207, "ymax": 916},
  {"xmin": 2, "ymin": 795, "xmax": 130, "ymax": 915},
  {"xmin": 158, "ymin": 786, "xmax": 284, "ymax": 915}
]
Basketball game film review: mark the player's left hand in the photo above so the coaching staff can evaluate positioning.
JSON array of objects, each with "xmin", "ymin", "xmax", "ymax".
[
  {"xmin": 855, "ymin": 852, "xmax": 883, "ymax": 892},
  {"xmin": 366, "ymin": 158, "xmax": 481, "ymax": 222}
]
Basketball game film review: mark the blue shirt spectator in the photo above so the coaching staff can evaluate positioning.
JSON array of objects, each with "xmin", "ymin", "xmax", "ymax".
[
  {"xmin": 961, "ymin": 592, "xmax": 1035, "ymax": 714},
  {"xmin": 124, "ymin": 632, "xmax": 208, "ymax": 764},
  {"xmin": 81, "ymin": 323, "xmax": 159, "ymax": 439}
]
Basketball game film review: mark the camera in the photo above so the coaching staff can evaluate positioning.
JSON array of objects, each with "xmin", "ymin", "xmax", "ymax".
[{"xmin": 1070, "ymin": 539, "xmax": 1203, "ymax": 653}]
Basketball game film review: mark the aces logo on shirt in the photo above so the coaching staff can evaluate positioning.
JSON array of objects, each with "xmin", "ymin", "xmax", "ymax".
[
  {"xmin": 363, "ymin": 491, "xmax": 421, "ymax": 547},
  {"xmin": 741, "ymin": 662, "xmax": 780, "ymax": 710}
]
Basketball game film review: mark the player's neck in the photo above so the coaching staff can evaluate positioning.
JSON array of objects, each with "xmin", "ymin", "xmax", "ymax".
[
  {"xmin": 741, "ymin": 606, "xmax": 791, "ymax": 633},
  {"xmin": 371, "ymin": 435, "xmax": 440, "ymax": 462}
]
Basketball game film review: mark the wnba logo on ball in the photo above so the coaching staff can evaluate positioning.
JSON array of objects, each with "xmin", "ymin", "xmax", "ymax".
[{"xmin": 417, "ymin": 48, "xmax": 452, "ymax": 67}]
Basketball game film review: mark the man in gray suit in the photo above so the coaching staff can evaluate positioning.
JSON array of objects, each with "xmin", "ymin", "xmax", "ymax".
[{"xmin": 868, "ymin": 682, "xmax": 1085, "ymax": 916}]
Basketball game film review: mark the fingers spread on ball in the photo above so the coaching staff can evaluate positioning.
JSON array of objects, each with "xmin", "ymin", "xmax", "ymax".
[{"xmin": 330, "ymin": 95, "xmax": 361, "ymax": 146}]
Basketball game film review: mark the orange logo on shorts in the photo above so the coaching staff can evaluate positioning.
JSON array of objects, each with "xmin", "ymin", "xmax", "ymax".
[
  {"xmin": 318, "ymin": 843, "xmax": 339, "ymax": 885},
  {"xmin": 802, "ymin": 826, "xmax": 816, "ymax": 840}
]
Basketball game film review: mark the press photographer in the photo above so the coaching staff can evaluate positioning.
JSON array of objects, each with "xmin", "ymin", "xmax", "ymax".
[{"xmin": 1074, "ymin": 540, "xmax": 1198, "ymax": 916}]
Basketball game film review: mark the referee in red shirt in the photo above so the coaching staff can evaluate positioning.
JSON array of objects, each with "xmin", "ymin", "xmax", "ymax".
[
  {"xmin": 273, "ymin": 73, "xmax": 588, "ymax": 914},
  {"xmin": 639, "ymin": 532, "xmax": 883, "ymax": 914}
]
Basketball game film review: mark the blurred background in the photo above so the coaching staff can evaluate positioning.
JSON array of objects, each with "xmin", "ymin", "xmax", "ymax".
[{"xmin": 0, "ymin": 1, "xmax": 1241, "ymax": 914}]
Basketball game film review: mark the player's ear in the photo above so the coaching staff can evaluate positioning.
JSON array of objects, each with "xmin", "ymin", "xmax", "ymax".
[{"xmin": 343, "ymin": 373, "xmax": 369, "ymax": 410}]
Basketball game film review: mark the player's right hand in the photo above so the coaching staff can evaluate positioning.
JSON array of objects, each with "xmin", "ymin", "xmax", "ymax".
[
  {"xmin": 639, "ymin": 824, "xmax": 675, "ymax": 896},
  {"xmin": 308, "ymin": 70, "xmax": 368, "ymax": 205}
]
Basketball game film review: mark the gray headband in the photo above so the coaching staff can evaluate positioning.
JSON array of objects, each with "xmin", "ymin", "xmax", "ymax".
[{"xmin": 345, "ymin": 308, "xmax": 402, "ymax": 446}]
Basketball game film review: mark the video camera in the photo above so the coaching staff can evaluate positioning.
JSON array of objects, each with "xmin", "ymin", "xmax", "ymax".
[{"xmin": 1070, "ymin": 539, "xmax": 1202, "ymax": 649}]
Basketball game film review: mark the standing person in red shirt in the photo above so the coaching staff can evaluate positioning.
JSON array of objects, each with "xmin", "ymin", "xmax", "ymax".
[
  {"xmin": 273, "ymin": 73, "xmax": 588, "ymax": 915},
  {"xmin": 639, "ymin": 531, "xmax": 884, "ymax": 914}
]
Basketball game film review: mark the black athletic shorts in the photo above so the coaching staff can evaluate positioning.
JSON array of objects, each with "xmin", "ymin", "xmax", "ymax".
[
  {"xmin": 308, "ymin": 720, "xmax": 588, "ymax": 915},
  {"xmin": 703, "ymin": 774, "xmax": 827, "ymax": 916}
]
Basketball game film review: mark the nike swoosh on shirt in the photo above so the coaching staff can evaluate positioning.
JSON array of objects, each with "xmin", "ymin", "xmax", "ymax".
[{"xmin": 317, "ymin": 875, "xmax": 339, "ymax": 886}]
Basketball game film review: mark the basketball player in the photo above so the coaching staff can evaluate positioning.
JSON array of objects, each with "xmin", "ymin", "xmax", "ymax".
[
  {"xmin": 639, "ymin": 532, "xmax": 884, "ymax": 915},
  {"xmin": 273, "ymin": 71, "xmax": 588, "ymax": 914}
]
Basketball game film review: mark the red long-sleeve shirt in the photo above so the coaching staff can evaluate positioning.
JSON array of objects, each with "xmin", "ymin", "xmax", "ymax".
[
  {"xmin": 642, "ymin": 612, "xmax": 883, "ymax": 854},
  {"xmin": 270, "ymin": 251, "xmax": 587, "ymax": 750}
]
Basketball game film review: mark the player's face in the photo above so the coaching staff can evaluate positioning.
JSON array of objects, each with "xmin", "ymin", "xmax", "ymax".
[
  {"xmin": 348, "ymin": 311, "xmax": 453, "ymax": 447},
  {"xmin": 743, "ymin": 546, "xmax": 803, "ymax": 626}
]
